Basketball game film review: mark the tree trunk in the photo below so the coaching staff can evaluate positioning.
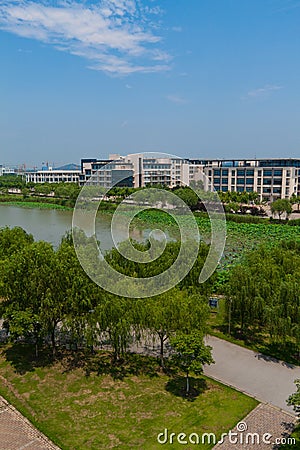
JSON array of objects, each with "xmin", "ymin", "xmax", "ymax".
[
  {"xmin": 51, "ymin": 327, "xmax": 56, "ymax": 357},
  {"xmin": 186, "ymin": 372, "xmax": 190, "ymax": 394},
  {"xmin": 159, "ymin": 334, "xmax": 165, "ymax": 368}
]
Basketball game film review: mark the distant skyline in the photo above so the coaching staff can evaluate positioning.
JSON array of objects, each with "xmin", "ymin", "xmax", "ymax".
[{"xmin": 1, "ymin": 0, "xmax": 300, "ymax": 166}]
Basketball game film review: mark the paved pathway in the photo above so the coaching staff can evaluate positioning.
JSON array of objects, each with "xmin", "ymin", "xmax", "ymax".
[
  {"xmin": 204, "ymin": 335, "xmax": 300, "ymax": 414},
  {"xmin": 213, "ymin": 403, "xmax": 296, "ymax": 449},
  {"xmin": 0, "ymin": 396, "xmax": 59, "ymax": 450}
]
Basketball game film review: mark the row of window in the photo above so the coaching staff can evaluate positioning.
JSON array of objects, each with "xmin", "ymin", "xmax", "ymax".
[{"xmin": 211, "ymin": 169, "xmax": 286, "ymax": 177}]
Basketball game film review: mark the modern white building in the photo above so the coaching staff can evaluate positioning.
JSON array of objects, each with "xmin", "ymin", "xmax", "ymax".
[
  {"xmin": 80, "ymin": 155, "xmax": 300, "ymax": 200},
  {"xmin": 189, "ymin": 158, "xmax": 300, "ymax": 201},
  {"xmin": 80, "ymin": 154, "xmax": 190, "ymax": 189},
  {"xmin": 0, "ymin": 165, "xmax": 16, "ymax": 176},
  {"xmin": 26, "ymin": 164, "xmax": 80, "ymax": 184}
]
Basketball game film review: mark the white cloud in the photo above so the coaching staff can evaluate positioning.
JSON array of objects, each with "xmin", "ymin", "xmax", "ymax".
[
  {"xmin": 171, "ymin": 26, "xmax": 182, "ymax": 32},
  {"xmin": 166, "ymin": 94, "xmax": 187, "ymax": 104},
  {"xmin": 242, "ymin": 84, "xmax": 283, "ymax": 100},
  {"xmin": 0, "ymin": 0, "xmax": 172, "ymax": 75}
]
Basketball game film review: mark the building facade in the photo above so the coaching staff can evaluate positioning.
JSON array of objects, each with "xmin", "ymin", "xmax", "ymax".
[
  {"xmin": 0, "ymin": 165, "xmax": 16, "ymax": 176},
  {"xmin": 80, "ymin": 154, "xmax": 190, "ymax": 189},
  {"xmin": 26, "ymin": 164, "xmax": 80, "ymax": 184},
  {"xmin": 189, "ymin": 159, "xmax": 300, "ymax": 202},
  {"xmin": 23, "ymin": 156, "xmax": 300, "ymax": 201}
]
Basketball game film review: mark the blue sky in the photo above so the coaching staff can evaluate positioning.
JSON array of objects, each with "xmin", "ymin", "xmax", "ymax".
[{"xmin": 0, "ymin": 0, "xmax": 300, "ymax": 167}]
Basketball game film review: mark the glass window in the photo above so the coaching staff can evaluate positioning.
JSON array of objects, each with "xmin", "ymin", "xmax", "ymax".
[
  {"xmin": 214, "ymin": 170, "xmax": 221, "ymax": 176},
  {"xmin": 222, "ymin": 186, "xmax": 228, "ymax": 192},
  {"xmin": 246, "ymin": 178, "xmax": 254, "ymax": 185},
  {"xmin": 263, "ymin": 178, "xmax": 272, "ymax": 185},
  {"xmin": 237, "ymin": 178, "xmax": 244, "ymax": 185},
  {"xmin": 222, "ymin": 178, "xmax": 228, "ymax": 184},
  {"xmin": 264, "ymin": 170, "xmax": 272, "ymax": 176},
  {"xmin": 222, "ymin": 169, "xmax": 228, "ymax": 175},
  {"xmin": 237, "ymin": 170, "xmax": 245, "ymax": 177},
  {"xmin": 246, "ymin": 169, "xmax": 254, "ymax": 176}
]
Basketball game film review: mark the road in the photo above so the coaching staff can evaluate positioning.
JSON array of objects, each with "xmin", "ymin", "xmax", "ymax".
[{"xmin": 204, "ymin": 335, "xmax": 300, "ymax": 414}]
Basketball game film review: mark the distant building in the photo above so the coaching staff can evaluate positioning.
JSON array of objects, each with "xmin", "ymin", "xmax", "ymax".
[
  {"xmin": 26, "ymin": 163, "xmax": 80, "ymax": 184},
  {"xmin": 80, "ymin": 154, "xmax": 190, "ymax": 189},
  {"xmin": 189, "ymin": 158, "xmax": 300, "ymax": 202},
  {"xmin": 22, "ymin": 156, "xmax": 300, "ymax": 202},
  {"xmin": 79, "ymin": 156, "xmax": 300, "ymax": 200},
  {"xmin": 0, "ymin": 164, "xmax": 16, "ymax": 176}
]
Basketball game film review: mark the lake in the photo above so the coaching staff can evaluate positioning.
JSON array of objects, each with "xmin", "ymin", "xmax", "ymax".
[{"xmin": 0, "ymin": 204, "xmax": 174, "ymax": 251}]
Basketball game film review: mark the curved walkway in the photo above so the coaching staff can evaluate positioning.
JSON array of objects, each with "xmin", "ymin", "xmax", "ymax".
[{"xmin": 204, "ymin": 335, "xmax": 300, "ymax": 414}]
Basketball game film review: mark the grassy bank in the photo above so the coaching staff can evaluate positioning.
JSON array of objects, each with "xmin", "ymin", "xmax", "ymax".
[
  {"xmin": 0, "ymin": 343, "xmax": 258, "ymax": 450},
  {"xmin": 0, "ymin": 201, "xmax": 72, "ymax": 210}
]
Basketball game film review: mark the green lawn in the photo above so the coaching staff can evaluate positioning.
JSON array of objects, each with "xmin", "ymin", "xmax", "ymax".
[{"xmin": 0, "ymin": 344, "xmax": 257, "ymax": 449}]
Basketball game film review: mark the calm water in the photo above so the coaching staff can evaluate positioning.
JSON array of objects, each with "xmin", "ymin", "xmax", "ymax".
[{"xmin": 0, "ymin": 205, "xmax": 173, "ymax": 250}]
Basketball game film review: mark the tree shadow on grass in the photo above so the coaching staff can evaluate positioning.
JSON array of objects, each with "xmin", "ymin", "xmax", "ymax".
[
  {"xmin": 3, "ymin": 343, "xmax": 54, "ymax": 375},
  {"xmin": 58, "ymin": 350, "xmax": 161, "ymax": 380},
  {"xmin": 165, "ymin": 376, "xmax": 208, "ymax": 402}
]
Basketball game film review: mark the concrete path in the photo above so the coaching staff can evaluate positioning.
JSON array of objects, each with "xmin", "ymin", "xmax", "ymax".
[
  {"xmin": 204, "ymin": 335, "xmax": 300, "ymax": 414},
  {"xmin": 0, "ymin": 396, "xmax": 60, "ymax": 450}
]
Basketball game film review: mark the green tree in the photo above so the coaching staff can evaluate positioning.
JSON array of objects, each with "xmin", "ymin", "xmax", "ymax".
[
  {"xmin": 170, "ymin": 332, "xmax": 213, "ymax": 393},
  {"xmin": 287, "ymin": 379, "xmax": 300, "ymax": 415},
  {"xmin": 1, "ymin": 241, "xmax": 57, "ymax": 357},
  {"xmin": 138, "ymin": 290, "xmax": 210, "ymax": 368},
  {"xmin": 174, "ymin": 187, "xmax": 199, "ymax": 209},
  {"xmin": 290, "ymin": 194, "xmax": 300, "ymax": 211},
  {"xmin": 0, "ymin": 227, "xmax": 34, "ymax": 260},
  {"xmin": 271, "ymin": 199, "xmax": 292, "ymax": 220}
]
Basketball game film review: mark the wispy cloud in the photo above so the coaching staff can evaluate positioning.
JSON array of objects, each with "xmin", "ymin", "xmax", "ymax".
[
  {"xmin": 242, "ymin": 84, "xmax": 283, "ymax": 100},
  {"xmin": 0, "ymin": 0, "xmax": 172, "ymax": 75},
  {"xmin": 166, "ymin": 94, "xmax": 188, "ymax": 104}
]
